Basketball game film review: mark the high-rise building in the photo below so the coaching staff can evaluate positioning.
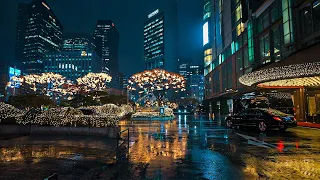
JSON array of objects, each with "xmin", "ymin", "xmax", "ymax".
[
  {"xmin": 63, "ymin": 33, "xmax": 96, "ymax": 52},
  {"xmin": 144, "ymin": 9, "xmax": 165, "ymax": 70},
  {"xmin": 16, "ymin": 0, "xmax": 63, "ymax": 74},
  {"xmin": 144, "ymin": 4, "xmax": 178, "ymax": 71},
  {"xmin": 15, "ymin": 3, "xmax": 29, "ymax": 68},
  {"xmin": 188, "ymin": 65, "xmax": 204, "ymax": 103},
  {"xmin": 44, "ymin": 51, "xmax": 101, "ymax": 82},
  {"xmin": 178, "ymin": 61, "xmax": 204, "ymax": 102},
  {"xmin": 93, "ymin": 20, "xmax": 119, "ymax": 74},
  {"xmin": 122, "ymin": 76, "xmax": 128, "ymax": 92},
  {"xmin": 204, "ymin": 0, "xmax": 320, "ymax": 123}
]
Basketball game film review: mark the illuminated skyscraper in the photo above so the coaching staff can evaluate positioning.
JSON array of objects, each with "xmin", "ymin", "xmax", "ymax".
[
  {"xmin": 144, "ymin": 9, "xmax": 165, "ymax": 70},
  {"xmin": 144, "ymin": 3, "xmax": 178, "ymax": 71},
  {"xmin": 16, "ymin": 0, "xmax": 63, "ymax": 74},
  {"xmin": 93, "ymin": 20, "xmax": 119, "ymax": 74},
  {"xmin": 63, "ymin": 33, "xmax": 95, "ymax": 52}
]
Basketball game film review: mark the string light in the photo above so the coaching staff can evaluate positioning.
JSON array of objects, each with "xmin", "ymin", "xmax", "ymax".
[
  {"xmin": 239, "ymin": 62, "xmax": 320, "ymax": 86},
  {"xmin": 128, "ymin": 69, "xmax": 186, "ymax": 106},
  {"xmin": 132, "ymin": 107, "xmax": 174, "ymax": 118},
  {"xmin": 7, "ymin": 72, "xmax": 112, "ymax": 101},
  {"xmin": 77, "ymin": 73, "xmax": 112, "ymax": 92},
  {"xmin": 0, "ymin": 102, "xmax": 135, "ymax": 127}
]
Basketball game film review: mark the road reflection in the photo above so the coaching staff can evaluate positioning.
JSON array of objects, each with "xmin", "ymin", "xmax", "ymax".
[{"xmin": 119, "ymin": 115, "xmax": 243, "ymax": 179}]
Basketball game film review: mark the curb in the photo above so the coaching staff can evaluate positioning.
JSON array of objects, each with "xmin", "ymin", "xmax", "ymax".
[{"xmin": 297, "ymin": 122, "xmax": 320, "ymax": 129}]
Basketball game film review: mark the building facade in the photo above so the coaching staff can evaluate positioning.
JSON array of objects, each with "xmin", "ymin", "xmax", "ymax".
[
  {"xmin": 93, "ymin": 20, "xmax": 119, "ymax": 74},
  {"xmin": 188, "ymin": 65, "xmax": 205, "ymax": 103},
  {"xmin": 16, "ymin": 0, "xmax": 63, "ymax": 74},
  {"xmin": 204, "ymin": 0, "xmax": 320, "ymax": 123},
  {"xmin": 144, "ymin": 5, "xmax": 178, "ymax": 72},
  {"xmin": 15, "ymin": 3, "xmax": 29, "ymax": 69},
  {"xmin": 44, "ymin": 51, "xmax": 101, "ymax": 82},
  {"xmin": 178, "ymin": 62, "xmax": 204, "ymax": 102},
  {"xmin": 63, "ymin": 34, "xmax": 96, "ymax": 52},
  {"xmin": 144, "ymin": 9, "xmax": 165, "ymax": 70},
  {"xmin": 203, "ymin": 0, "xmax": 252, "ymax": 115}
]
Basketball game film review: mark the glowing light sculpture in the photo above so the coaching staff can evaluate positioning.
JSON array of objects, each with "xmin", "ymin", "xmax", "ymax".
[
  {"xmin": 128, "ymin": 69, "xmax": 186, "ymax": 106},
  {"xmin": 77, "ymin": 73, "xmax": 112, "ymax": 92}
]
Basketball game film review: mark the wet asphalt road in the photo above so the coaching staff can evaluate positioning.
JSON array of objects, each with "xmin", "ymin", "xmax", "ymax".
[{"xmin": 117, "ymin": 115, "xmax": 320, "ymax": 180}]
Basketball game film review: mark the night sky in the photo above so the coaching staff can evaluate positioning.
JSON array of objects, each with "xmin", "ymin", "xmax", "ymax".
[{"xmin": 0, "ymin": 0, "xmax": 203, "ymax": 76}]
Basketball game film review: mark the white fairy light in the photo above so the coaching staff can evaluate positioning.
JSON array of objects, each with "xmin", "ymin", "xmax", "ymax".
[{"xmin": 239, "ymin": 62, "xmax": 320, "ymax": 86}]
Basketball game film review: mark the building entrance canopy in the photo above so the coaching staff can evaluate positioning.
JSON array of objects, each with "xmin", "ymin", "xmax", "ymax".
[{"xmin": 239, "ymin": 62, "xmax": 320, "ymax": 87}]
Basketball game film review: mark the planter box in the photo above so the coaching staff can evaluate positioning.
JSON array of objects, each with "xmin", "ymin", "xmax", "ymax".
[
  {"xmin": 0, "ymin": 125, "xmax": 120, "ymax": 139},
  {"xmin": 131, "ymin": 116, "xmax": 174, "ymax": 121}
]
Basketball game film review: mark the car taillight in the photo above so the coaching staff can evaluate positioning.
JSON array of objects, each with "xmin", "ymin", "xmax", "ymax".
[{"xmin": 273, "ymin": 117, "xmax": 282, "ymax": 121}]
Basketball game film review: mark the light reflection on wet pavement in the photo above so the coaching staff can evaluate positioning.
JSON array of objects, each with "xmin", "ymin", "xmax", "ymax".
[
  {"xmin": 118, "ymin": 115, "xmax": 320, "ymax": 180},
  {"xmin": 1, "ymin": 115, "xmax": 320, "ymax": 179},
  {"xmin": 0, "ymin": 135, "xmax": 116, "ymax": 179}
]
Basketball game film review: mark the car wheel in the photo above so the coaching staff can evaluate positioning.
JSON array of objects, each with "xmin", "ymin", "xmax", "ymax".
[
  {"xmin": 258, "ymin": 121, "xmax": 267, "ymax": 132},
  {"xmin": 226, "ymin": 119, "xmax": 233, "ymax": 128}
]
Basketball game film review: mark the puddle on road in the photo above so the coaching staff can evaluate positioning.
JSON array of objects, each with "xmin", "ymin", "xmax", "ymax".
[{"xmin": 119, "ymin": 117, "xmax": 244, "ymax": 180}]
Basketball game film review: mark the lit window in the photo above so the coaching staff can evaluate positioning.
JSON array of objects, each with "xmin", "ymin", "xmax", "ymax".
[
  {"xmin": 236, "ymin": 23, "xmax": 245, "ymax": 36},
  {"xmin": 203, "ymin": 22, "xmax": 209, "ymax": 45},
  {"xmin": 204, "ymin": 48, "xmax": 212, "ymax": 56},
  {"xmin": 236, "ymin": 4, "xmax": 242, "ymax": 22}
]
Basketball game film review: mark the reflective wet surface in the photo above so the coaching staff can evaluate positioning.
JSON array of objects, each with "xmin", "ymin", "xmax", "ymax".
[
  {"xmin": 117, "ymin": 115, "xmax": 320, "ymax": 180},
  {"xmin": 0, "ymin": 135, "xmax": 117, "ymax": 179},
  {"xmin": 1, "ymin": 115, "xmax": 320, "ymax": 179}
]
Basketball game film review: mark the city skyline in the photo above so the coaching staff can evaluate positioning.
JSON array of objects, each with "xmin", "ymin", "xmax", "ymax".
[{"xmin": 0, "ymin": 0, "xmax": 203, "ymax": 76}]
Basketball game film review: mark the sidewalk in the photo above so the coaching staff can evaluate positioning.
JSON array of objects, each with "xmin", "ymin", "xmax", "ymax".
[{"xmin": 297, "ymin": 122, "xmax": 320, "ymax": 129}]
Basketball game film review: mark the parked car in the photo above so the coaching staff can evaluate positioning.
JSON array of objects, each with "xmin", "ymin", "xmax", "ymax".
[{"xmin": 225, "ymin": 108, "xmax": 297, "ymax": 132}]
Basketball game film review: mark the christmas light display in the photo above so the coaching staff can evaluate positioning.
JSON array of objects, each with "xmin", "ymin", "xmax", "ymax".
[
  {"xmin": 0, "ymin": 102, "xmax": 134, "ymax": 127},
  {"xmin": 16, "ymin": 106, "xmax": 120, "ymax": 127},
  {"xmin": 239, "ymin": 62, "xmax": 320, "ymax": 86},
  {"xmin": 0, "ymin": 102, "xmax": 25, "ymax": 122},
  {"xmin": 77, "ymin": 73, "xmax": 112, "ymax": 92},
  {"xmin": 7, "ymin": 72, "xmax": 112, "ymax": 101},
  {"xmin": 132, "ymin": 108, "xmax": 174, "ymax": 118},
  {"xmin": 128, "ymin": 69, "xmax": 186, "ymax": 106}
]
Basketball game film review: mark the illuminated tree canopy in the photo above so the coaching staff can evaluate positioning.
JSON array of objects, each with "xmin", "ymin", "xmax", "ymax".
[
  {"xmin": 128, "ymin": 69, "xmax": 186, "ymax": 105},
  {"xmin": 77, "ymin": 72, "xmax": 112, "ymax": 92},
  {"xmin": 7, "ymin": 72, "xmax": 112, "ymax": 101}
]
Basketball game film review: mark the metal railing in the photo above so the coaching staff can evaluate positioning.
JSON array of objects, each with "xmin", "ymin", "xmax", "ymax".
[
  {"xmin": 117, "ymin": 128, "xmax": 130, "ymax": 149},
  {"xmin": 115, "ymin": 128, "xmax": 130, "ymax": 161}
]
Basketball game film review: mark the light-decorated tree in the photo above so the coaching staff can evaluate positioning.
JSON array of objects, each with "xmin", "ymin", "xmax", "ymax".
[
  {"xmin": 77, "ymin": 72, "xmax": 112, "ymax": 92},
  {"xmin": 128, "ymin": 69, "xmax": 186, "ymax": 107},
  {"xmin": 8, "ymin": 73, "xmax": 70, "ymax": 97}
]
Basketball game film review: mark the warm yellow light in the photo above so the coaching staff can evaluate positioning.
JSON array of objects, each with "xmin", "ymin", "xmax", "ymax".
[{"xmin": 258, "ymin": 76, "xmax": 320, "ymax": 87}]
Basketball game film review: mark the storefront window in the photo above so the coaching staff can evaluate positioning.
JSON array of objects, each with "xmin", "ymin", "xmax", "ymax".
[
  {"xmin": 259, "ymin": 34, "xmax": 270, "ymax": 64},
  {"xmin": 272, "ymin": 26, "xmax": 281, "ymax": 54},
  {"xmin": 300, "ymin": 4, "xmax": 313, "ymax": 38},
  {"xmin": 271, "ymin": 2, "xmax": 281, "ymax": 22},
  {"xmin": 262, "ymin": 12, "xmax": 270, "ymax": 29},
  {"xmin": 313, "ymin": 1, "xmax": 320, "ymax": 32}
]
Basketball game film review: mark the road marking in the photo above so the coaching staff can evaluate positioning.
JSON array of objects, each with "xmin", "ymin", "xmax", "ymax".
[{"xmin": 236, "ymin": 133, "xmax": 282, "ymax": 150}]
